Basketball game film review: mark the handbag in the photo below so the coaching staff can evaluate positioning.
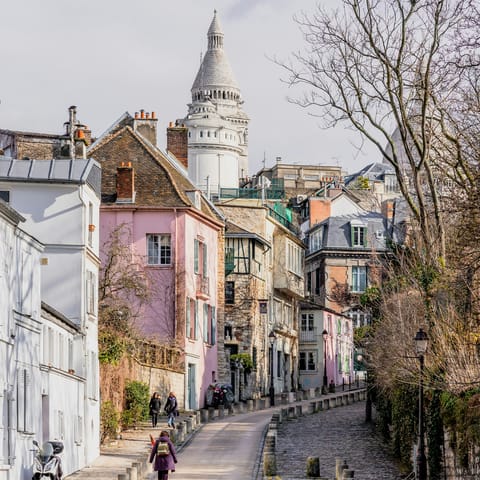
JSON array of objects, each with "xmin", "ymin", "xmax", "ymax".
[{"xmin": 156, "ymin": 441, "xmax": 169, "ymax": 457}]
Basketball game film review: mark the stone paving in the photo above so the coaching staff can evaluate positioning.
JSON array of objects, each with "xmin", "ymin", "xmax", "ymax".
[{"xmin": 275, "ymin": 401, "xmax": 405, "ymax": 480}]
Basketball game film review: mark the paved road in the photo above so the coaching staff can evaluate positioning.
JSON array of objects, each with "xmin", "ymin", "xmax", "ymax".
[
  {"xmin": 151, "ymin": 410, "xmax": 273, "ymax": 480},
  {"xmin": 275, "ymin": 401, "xmax": 403, "ymax": 480}
]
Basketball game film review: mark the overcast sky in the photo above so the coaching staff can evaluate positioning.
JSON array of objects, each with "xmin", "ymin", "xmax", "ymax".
[{"xmin": 0, "ymin": 0, "xmax": 379, "ymax": 175}]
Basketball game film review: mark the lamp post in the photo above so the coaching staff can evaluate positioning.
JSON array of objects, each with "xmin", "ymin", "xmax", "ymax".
[
  {"xmin": 414, "ymin": 328, "xmax": 428, "ymax": 480},
  {"xmin": 269, "ymin": 331, "xmax": 276, "ymax": 406},
  {"xmin": 322, "ymin": 329, "xmax": 328, "ymax": 394}
]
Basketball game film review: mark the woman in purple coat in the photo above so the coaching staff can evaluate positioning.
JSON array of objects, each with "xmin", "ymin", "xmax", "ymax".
[{"xmin": 149, "ymin": 430, "xmax": 178, "ymax": 480}]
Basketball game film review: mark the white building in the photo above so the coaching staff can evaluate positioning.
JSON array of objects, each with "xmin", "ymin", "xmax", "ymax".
[
  {"xmin": 180, "ymin": 10, "xmax": 250, "ymax": 196},
  {"xmin": 0, "ymin": 156, "xmax": 101, "ymax": 479}
]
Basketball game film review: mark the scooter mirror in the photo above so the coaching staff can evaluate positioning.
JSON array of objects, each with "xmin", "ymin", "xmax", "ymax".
[{"xmin": 33, "ymin": 440, "xmax": 39, "ymax": 447}]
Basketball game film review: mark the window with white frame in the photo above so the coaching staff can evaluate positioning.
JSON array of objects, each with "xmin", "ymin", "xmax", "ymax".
[
  {"xmin": 351, "ymin": 222, "xmax": 367, "ymax": 247},
  {"xmin": 86, "ymin": 270, "xmax": 97, "ymax": 315},
  {"xmin": 194, "ymin": 238, "xmax": 208, "ymax": 276},
  {"xmin": 17, "ymin": 368, "xmax": 33, "ymax": 433},
  {"xmin": 301, "ymin": 313, "xmax": 314, "ymax": 332},
  {"xmin": 309, "ymin": 229, "xmax": 322, "ymax": 253},
  {"xmin": 351, "ymin": 266, "xmax": 367, "ymax": 293},
  {"xmin": 147, "ymin": 234, "xmax": 171, "ymax": 265},
  {"xmin": 299, "ymin": 351, "xmax": 317, "ymax": 371},
  {"xmin": 286, "ymin": 240, "xmax": 303, "ymax": 276}
]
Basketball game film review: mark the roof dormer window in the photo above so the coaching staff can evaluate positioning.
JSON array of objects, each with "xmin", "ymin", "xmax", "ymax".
[{"xmin": 350, "ymin": 220, "xmax": 367, "ymax": 247}]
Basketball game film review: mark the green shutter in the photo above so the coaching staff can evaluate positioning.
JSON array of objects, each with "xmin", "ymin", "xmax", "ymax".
[
  {"xmin": 350, "ymin": 226, "xmax": 354, "ymax": 246},
  {"xmin": 203, "ymin": 303, "xmax": 209, "ymax": 342},
  {"xmin": 363, "ymin": 227, "xmax": 367, "ymax": 247}
]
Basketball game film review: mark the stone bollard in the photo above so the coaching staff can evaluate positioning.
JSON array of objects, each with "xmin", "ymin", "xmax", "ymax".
[
  {"xmin": 126, "ymin": 465, "xmax": 137, "ymax": 480},
  {"xmin": 185, "ymin": 416, "xmax": 193, "ymax": 433},
  {"xmin": 228, "ymin": 403, "xmax": 234, "ymax": 415},
  {"xmin": 329, "ymin": 397, "xmax": 336, "ymax": 409},
  {"xmin": 208, "ymin": 406, "xmax": 215, "ymax": 421},
  {"xmin": 247, "ymin": 399, "xmax": 254, "ymax": 412},
  {"xmin": 281, "ymin": 393, "xmax": 288, "ymax": 405},
  {"xmin": 317, "ymin": 400, "xmax": 324, "ymax": 411},
  {"xmin": 335, "ymin": 459, "xmax": 349, "ymax": 479},
  {"xmin": 288, "ymin": 392, "xmax": 296, "ymax": 403},
  {"xmin": 189, "ymin": 414, "xmax": 196, "ymax": 430},
  {"xmin": 218, "ymin": 404, "xmax": 225, "ymax": 419},
  {"xmin": 342, "ymin": 470, "xmax": 355, "ymax": 478},
  {"xmin": 306, "ymin": 456, "xmax": 320, "ymax": 478},
  {"xmin": 288, "ymin": 406, "xmax": 296, "ymax": 419},
  {"xmin": 295, "ymin": 405, "xmax": 303, "ymax": 417},
  {"xmin": 195, "ymin": 410, "xmax": 201, "ymax": 425},
  {"xmin": 307, "ymin": 401, "xmax": 315, "ymax": 414},
  {"xmin": 200, "ymin": 408, "xmax": 209, "ymax": 423},
  {"xmin": 263, "ymin": 451, "xmax": 276, "ymax": 476},
  {"xmin": 259, "ymin": 398, "xmax": 266, "ymax": 410},
  {"xmin": 281, "ymin": 408, "xmax": 288, "ymax": 420}
]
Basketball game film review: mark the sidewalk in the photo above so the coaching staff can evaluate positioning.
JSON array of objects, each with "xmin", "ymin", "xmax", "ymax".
[{"xmin": 65, "ymin": 414, "xmax": 198, "ymax": 480}]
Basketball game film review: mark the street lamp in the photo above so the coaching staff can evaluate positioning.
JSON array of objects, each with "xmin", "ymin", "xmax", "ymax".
[
  {"xmin": 269, "ymin": 331, "xmax": 276, "ymax": 406},
  {"xmin": 414, "ymin": 327, "xmax": 428, "ymax": 480},
  {"xmin": 322, "ymin": 329, "xmax": 328, "ymax": 394}
]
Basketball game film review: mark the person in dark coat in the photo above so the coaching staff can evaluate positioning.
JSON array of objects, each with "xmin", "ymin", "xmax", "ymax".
[
  {"xmin": 149, "ymin": 392, "xmax": 162, "ymax": 428},
  {"xmin": 149, "ymin": 430, "xmax": 177, "ymax": 480},
  {"xmin": 164, "ymin": 392, "xmax": 178, "ymax": 429}
]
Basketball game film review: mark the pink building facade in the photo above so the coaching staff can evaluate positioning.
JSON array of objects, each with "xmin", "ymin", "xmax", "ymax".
[{"xmin": 91, "ymin": 112, "xmax": 224, "ymax": 409}]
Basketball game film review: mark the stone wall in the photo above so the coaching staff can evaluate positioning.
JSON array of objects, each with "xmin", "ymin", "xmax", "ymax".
[{"xmin": 101, "ymin": 354, "xmax": 184, "ymax": 413}]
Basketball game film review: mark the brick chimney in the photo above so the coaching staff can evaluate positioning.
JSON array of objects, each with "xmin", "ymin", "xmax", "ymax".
[
  {"xmin": 116, "ymin": 162, "xmax": 135, "ymax": 203},
  {"xmin": 382, "ymin": 199, "xmax": 395, "ymax": 220},
  {"xmin": 132, "ymin": 109, "xmax": 158, "ymax": 145},
  {"xmin": 166, "ymin": 121, "xmax": 188, "ymax": 168},
  {"xmin": 309, "ymin": 198, "xmax": 332, "ymax": 227}
]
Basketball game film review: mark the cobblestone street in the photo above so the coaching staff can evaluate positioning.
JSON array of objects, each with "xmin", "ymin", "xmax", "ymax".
[{"xmin": 275, "ymin": 401, "xmax": 405, "ymax": 480}]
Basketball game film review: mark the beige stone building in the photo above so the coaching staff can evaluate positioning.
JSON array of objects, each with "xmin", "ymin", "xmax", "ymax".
[{"xmin": 218, "ymin": 200, "xmax": 304, "ymax": 401}]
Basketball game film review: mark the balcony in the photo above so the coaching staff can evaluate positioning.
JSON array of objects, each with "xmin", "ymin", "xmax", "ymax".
[
  {"xmin": 299, "ymin": 327, "xmax": 317, "ymax": 343},
  {"xmin": 196, "ymin": 275, "xmax": 210, "ymax": 300}
]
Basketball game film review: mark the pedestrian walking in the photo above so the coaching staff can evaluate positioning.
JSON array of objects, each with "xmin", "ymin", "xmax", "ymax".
[
  {"xmin": 149, "ymin": 392, "xmax": 162, "ymax": 428},
  {"xmin": 164, "ymin": 392, "xmax": 178, "ymax": 429},
  {"xmin": 149, "ymin": 430, "xmax": 178, "ymax": 480}
]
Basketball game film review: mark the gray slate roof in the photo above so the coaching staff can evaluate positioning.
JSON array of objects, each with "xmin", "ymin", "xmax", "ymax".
[
  {"xmin": 0, "ymin": 157, "xmax": 102, "ymax": 197},
  {"xmin": 309, "ymin": 213, "xmax": 389, "ymax": 252}
]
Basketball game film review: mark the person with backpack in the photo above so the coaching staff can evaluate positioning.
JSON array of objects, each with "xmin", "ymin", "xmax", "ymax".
[
  {"xmin": 149, "ymin": 392, "xmax": 162, "ymax": 428},
  {"xmin": 149, "ymin": 430, "xmax": 177, "ymax": 480},
  {"xmin": 164, "ymin": 392, "xmax": 178, "ymax": 429}
]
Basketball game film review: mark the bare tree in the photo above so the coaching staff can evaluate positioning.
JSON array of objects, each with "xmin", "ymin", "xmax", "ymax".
[{"xmin": 279, "ymin": 0, "xmax": 475, "ymax": 267}]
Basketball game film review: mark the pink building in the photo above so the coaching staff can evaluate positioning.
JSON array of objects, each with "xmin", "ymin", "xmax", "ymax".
[{"xmin": 89, "ymin": 112, "xmax": 224, "ymax": 409}]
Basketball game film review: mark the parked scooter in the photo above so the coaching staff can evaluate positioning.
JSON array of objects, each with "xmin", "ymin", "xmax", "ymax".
[
  {"xmin": 206, "ymin": 383, "xmax": 234, "ymax": 407},
  {"xmin": 32, "ymin": 440, "xmax": 63, "ymax": 479}
]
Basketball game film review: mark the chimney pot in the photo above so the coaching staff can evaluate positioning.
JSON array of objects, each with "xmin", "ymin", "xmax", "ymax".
[
  {"xmin": 146, "ymin": 112, "xmax": 150, "ymax": 119},
  {"xmin": 140, "ymin": 109, "xmax": 145, "ymax": 119},
  {"xmin": 151, "ymin": 111, "xmax": 156, "ymax": 119},
  {"xmin": 134, "ymin": 112, "xmax": 139, "ymax": 119}
]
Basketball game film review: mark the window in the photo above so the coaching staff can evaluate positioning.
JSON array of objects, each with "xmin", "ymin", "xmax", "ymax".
[
  {"xmin": 286, "ymin": 240, "xmax": 303, "ymax": 276},
  {"xmin": 351, "ymin": 266, "xmax": 367, "ymax": 293},
  {"xmin": 194, "ymin": 239, "xmax": 208, "ymax": 276},
  {"xmin": 309, "ymin": 229, "xmax": 322, "ymax": 253},
  {"xmin": 299, "ymin": 351, "xmax": 317, "ymax": 371},
  {"xmin": 147, "ymin": 234, "xmax": 171, "ymax": 265},
  {"xmin": 351, "ymin": 223, "xmax": 367, "ymax": 247},
  {"xmin": 0, "ymin": 190, "xmax": 10, "ymax": 203},
  {"xmin": 301, "ymin": 314, "xmax": 314, "ymax": 332},
  {"xmin": 86, "ymin": 270, "xmax": 97, "ymax": 315},
  {"xmin": 211, "ymin": 306, "xmax": 216, "ymax": 346},
  {"xmin": 17, "ymin": 368, "xmax": 32, "ymax": 433},
  {"xmin": 315, "ymin": 268, "xmax": 321, "ymax": 295},
  {"xmin": 225, "ymin": 281, "xmax": 235, "ymax": 304}
]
